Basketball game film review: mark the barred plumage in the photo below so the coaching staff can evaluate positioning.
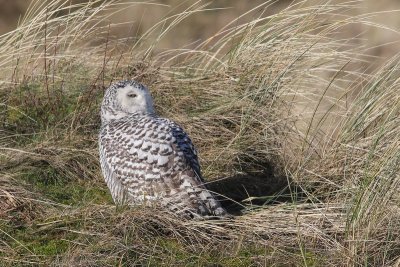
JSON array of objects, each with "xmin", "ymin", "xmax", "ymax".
[{"xmin": 99, "ymin": 80, "xmax": 227, "ymax": 218}]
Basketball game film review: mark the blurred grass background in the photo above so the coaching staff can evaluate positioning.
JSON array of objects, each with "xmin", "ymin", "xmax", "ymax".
[{"xmin": 1, "ymin": 0, "xmax": 399, "ymax": 60}]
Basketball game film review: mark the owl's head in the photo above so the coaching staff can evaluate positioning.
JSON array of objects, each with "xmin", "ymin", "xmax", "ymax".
[{"xmin": 101, "ymin": 80, "xmax": 155, "ymax": 124}]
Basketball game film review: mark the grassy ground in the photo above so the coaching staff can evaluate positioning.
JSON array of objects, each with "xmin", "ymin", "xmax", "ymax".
[{"xmin": 0, "ymin": 0, "xmax": 399, "ymax": 266}]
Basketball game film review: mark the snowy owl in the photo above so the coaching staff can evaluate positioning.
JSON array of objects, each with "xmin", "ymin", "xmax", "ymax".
[{"xmin": 98, "ymin": 80, "xmax": 227, "ymax": 218}]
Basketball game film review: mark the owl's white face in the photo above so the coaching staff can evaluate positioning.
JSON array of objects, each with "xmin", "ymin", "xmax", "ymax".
[
  {"xmin": 101, "ymin": 81, "xmax": 155, "ymax": 124},
  {"xmin": 115, "ymin": 85, "xmax": 154, "ymax": 114}
]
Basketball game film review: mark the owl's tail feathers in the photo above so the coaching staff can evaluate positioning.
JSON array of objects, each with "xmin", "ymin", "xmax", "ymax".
[
  {"xmin": 213, "ymin": 206, "xmax": 228, "ymax": 217},
  {"xmin": 170, "ymin": 172, "xmax": 226, "ymax": 218},
  {"xmin": 166, "ymin": 190, "xmax": 229, "ymax": 219},
  {"xmin": 197, "ymin": 189, "xmax": 230, "ymax": 218}
]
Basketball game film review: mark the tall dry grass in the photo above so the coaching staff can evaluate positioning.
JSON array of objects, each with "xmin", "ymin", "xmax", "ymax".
[{"xmin": 0, "ymin": 0, "xmax": 399, "ymax": 266}]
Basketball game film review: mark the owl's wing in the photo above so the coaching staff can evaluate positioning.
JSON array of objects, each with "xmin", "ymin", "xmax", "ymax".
[{"xmin": 166, "ymin": 120, "xmax": 203, "ymax": 181}]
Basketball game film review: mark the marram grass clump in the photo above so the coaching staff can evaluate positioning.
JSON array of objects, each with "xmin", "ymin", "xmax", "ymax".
[{"xmin": 0, "ymin": 0, "xmax": 399, "ymax": 266}]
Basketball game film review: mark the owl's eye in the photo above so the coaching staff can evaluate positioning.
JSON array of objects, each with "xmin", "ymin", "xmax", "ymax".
[{"xmin": 127, "ymin": 93, "xmax": 137, "ymax": 98}]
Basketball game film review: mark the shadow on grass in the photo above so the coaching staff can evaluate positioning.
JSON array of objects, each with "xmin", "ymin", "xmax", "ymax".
[{"xmin": 207, "ymin": 163, "xmax": 305, "ymax": 215}]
